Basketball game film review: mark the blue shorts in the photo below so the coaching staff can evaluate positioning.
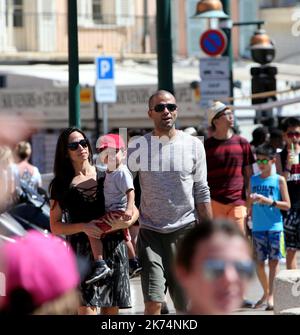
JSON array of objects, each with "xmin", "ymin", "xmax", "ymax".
[{"xmin": 252, "ymin": 231, "xmax": 283, "ymax": 261}]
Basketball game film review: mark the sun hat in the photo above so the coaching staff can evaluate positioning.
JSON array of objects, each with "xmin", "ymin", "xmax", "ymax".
[
  {"xmin": 0, "ymin": 230, "xmax": 80, "ymax": 310},
  {"xmin": 96, "ymin": 133, "xmax": 126, "ymax": 150},
  {"xmin": 207, "ymin": 101, "xmax": 229, "ymax": 126},
  {"xmin": 183, "ymin": 127, "xmax": 198, "ymax": 136}
]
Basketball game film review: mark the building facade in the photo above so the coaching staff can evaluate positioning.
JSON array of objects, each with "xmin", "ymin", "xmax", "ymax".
[
  {"xmin": 259, "ymin": 0, "xmax": 300, "ymax": 64},
  {"xmin": 0, "ymin": 0, "xmax": 157, "ymax": 59}
]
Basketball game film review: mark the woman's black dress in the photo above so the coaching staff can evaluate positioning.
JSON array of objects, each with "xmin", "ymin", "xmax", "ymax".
[{"xmin": 51, "ymin": 169, "xmax": 131, "ymax": 308}]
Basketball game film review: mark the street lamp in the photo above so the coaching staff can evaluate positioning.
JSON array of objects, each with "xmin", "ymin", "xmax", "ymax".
[
  {"xmin": 193, "ymin": 0, "xmax": 228, "ymax": 19},
  {"xmin": 250, "ymin": 29, "xmax": 277, "ymax": 127},
  {"xmin": 250, "ymin": 29, "xmax": 275, "ymax": 65}
]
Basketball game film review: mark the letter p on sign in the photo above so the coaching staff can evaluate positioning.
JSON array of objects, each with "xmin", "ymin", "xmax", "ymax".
[{"xmin": 96, "ymin": 57, "xmax": 114, "ymax": 80}]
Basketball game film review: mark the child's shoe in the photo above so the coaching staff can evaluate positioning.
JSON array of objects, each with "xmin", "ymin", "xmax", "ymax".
[{"xmin": 85, "ymin": 260, "xmax": 113, "ymax": 285}]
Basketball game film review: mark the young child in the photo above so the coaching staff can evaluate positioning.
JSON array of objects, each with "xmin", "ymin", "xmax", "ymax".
[
  {"xmin": 86, "ymin": 133, "xmax": 141, "ymax": 284},
  {"xmin": 248, "ymin": 143, "xmax": 290, "ymax": 310}
]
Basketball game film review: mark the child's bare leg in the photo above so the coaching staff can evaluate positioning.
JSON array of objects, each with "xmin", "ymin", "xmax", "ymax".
[
  {"xmin": 126, "ymin": 239, "xmax": 136, "ymax": 259},
  {"xmin": 85, "ymin": 237, "xmax": 112, "ymax": 285},
  {"xmin": 254, "ymin": 261, "xmax": 269, "ymax": 308},
  {"xmin": 89, "ymin": 236, "xmax": 104, "ymax": 261},
  {"xmin": 267, "ymin": 259, "xmax": 280, "ymax": 307},
  {"xmin": 129, "ymin": 224, "xmax": 139, "ymax": 251}
]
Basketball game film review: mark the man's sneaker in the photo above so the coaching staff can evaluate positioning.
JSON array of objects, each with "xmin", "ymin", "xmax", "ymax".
[
  {"xmin": 129, "ymin": 257, "xmax": 142, "ymax": 279},
  {"xmin": 85, "ymin": 260, "xmax": 113, "ymax": 285}
]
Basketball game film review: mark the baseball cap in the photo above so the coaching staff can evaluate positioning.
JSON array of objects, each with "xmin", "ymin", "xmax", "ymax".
[
  {"xmin": 96, "ymin": 133, "xmax": 126, "ymax": 151},
  {"xmin": 207, "ymin": 101, "xmax": 229, "ymax": 126},
  {"xmin": 0, "ymin": 230, "xmax": 80, "ymax": 311}
]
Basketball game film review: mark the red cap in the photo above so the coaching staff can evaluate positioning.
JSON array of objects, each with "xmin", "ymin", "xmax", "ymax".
[
  {"xmin": 97, "ymin": 134, "xmax": 125, "ymax": 150},
  {"xmin": 0, "ymin": 231, "xmax": 80, "ymax": 310}
]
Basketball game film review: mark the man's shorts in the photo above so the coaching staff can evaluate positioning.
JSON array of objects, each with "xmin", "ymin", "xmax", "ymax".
[
  {"xmin": 137, "ymin": 224, "xmax": 194, "ymax": 312},
  {"xmin": 252, "ymin": 231, "xmax": 283, "ymax": 262},
  {"xmin": 284, "ymin": 208, "xmax": 300, "ymax": 250}
]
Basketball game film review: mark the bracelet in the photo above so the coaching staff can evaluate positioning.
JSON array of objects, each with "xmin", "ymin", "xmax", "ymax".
[
  {"xmin": 270, "ymin": 200, "xmax": 277, "ymax": 207},
  {"xmin": 284, "ymin": 168, "xmax": 291, "ymax": 172}
]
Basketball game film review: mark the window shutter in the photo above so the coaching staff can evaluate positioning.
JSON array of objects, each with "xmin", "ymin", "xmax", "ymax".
[
  {"xmin": 77, "ymin": 0, "xmax": 93, "ymax": 25},
  {"xmin": 115, "ymin": 0, "xmax": 134, "ymax": 26}
]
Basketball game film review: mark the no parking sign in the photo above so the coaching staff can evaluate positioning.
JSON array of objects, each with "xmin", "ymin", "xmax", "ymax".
[{"xmin": 200, "ymin": 29, "xmax": 227, "ymax": 57}]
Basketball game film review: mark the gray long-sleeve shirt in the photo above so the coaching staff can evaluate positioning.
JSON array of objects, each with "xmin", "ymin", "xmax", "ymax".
[{"xmin": 127, "ymin": 130, "xmax": 210, "ymax": 233}]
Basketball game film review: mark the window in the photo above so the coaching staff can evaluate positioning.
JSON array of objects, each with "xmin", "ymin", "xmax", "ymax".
[
  {"xmin": 77, "ymin": 0, "xmax": 134, "ymax": 27},
  {"xmin": 92, "ymin": 0, "xmax": 104, "ymax": 24},
  {"xmin": 13, "ymin": 0, "xmax": 23, "ymax": 27}
]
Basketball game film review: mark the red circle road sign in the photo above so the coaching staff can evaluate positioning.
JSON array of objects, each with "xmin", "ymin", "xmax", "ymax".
[{"xmin": 200, "ymin": 29, "xmax": 228, "ymax": 56}]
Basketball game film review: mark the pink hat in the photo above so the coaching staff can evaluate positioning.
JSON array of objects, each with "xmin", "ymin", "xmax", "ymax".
[
  {"xmin": 96, "ymin": 133, "xmax": 125, "ymax": 151},
  {"xmin": 1, "ymin": 230, "xmax": 80, "ymax": 309}
]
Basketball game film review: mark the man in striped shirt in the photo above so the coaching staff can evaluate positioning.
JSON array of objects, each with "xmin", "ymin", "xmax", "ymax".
[{"xmin": 204, "ymin": 101, "xmax": 255, "ymax": 234}]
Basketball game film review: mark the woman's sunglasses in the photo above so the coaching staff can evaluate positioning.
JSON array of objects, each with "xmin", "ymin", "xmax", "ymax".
[
  {"xmin": 152, "ymin": 103, "xmax": 177, "ymax": 113},
  {"xmin": 67, "ymin": 139, "xmax": 88, "ymax": 151},
  {"xmin": 203, "ymin": 259, "xmax": 254, "ymax": 281},
  {"xmin": 256, "ymin": 159, "xmax": 270, "ymax": 165},
  {"xmin": 287, "ymin": 132, "xmax": 300, "ymax": 139}
]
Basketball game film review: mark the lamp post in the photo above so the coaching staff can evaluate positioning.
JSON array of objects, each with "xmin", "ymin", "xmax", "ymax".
[
  {"xmin": 219, "ymin": 0, "xmax": 233, "ymax": 99},
  {"xmin": 68, "ymin": 0, "xmax": 81, "ymax": 128},
  {"xmin": 156, "ymin": 0, "xmax": 174, "ymax": 94},
  {"xmin": 250, "ymin": 29, "xmax": 277, "ymax": 127}
]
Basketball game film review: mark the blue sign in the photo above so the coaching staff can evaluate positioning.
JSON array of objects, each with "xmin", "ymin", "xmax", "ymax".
[
  {"xmin": 95, "ymin": 56, "xmax": 116, "ymax": 103},
  {"xmin": 200, "ymin": 29, "xmax": 227, "ymax": 57},
  {"xmin": 96, "ymin": 57, "xmax": 114, "ymax": 80}
]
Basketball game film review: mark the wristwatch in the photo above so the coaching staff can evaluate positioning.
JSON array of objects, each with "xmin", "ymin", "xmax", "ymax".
[{"xmin": 270, "ymin": 200, "xmax": 277, "ymax": 207}]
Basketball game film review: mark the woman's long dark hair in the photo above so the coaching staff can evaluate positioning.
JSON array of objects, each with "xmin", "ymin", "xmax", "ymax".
[{"xmin": 49, "ymin": 127, "xmax": 93, "ymax": 208}]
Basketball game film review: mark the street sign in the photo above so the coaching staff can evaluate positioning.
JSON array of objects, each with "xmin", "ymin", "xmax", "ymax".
[
  {"xmin": 200, "ymin": 79, "xmax": 230, "ymax": 107},
  {"xmin": 95, "ymin": 56, "xmax": 116, "ymax": 103},
  {"xmin": 200, "ymin": 57, "xmax": 230, "ymax": 79},
  {"xmin": 200, "ymin": 29, "xmax": 227, "ymax": 57}
]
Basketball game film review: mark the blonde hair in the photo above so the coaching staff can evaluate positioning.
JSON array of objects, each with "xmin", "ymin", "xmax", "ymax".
[
  {"xmin": 0, "ymin": 146, "xmax": 13, "ymax": 168},
  {"xmin": 15, "ymin": 141, "xmax": 32, "ymax": 161}
]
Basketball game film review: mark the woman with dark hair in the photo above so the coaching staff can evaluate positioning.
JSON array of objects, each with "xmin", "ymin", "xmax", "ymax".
[{"xmin": 49, "ymin": 127, "xmax": 139, "ymax": 315}]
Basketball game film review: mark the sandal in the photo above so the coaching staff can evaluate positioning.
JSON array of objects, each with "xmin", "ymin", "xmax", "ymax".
[
  {"xmin": 253, "ymin": 298, "xmax": 267, "ymax": 309},
  {"xmin": 265, "ymin": 304, "xmax": 274, "ymax": 311}
]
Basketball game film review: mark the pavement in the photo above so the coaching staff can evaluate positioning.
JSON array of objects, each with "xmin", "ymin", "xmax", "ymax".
[{"xmin": 119, "ymin": 255, "xmax": 300, "ymax": 316}]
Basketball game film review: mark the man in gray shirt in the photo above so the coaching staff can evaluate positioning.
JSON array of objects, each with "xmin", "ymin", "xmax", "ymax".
[{"xmin": 127, "ymin": 90, "xmax": 212, "ymax": 314}]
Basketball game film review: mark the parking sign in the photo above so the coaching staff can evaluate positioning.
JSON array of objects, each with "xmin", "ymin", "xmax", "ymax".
[
  {"xmin": 95, "ymin": 56, "xmax": 116, "ymax": 103},
  {"xmin": 96, "ymin": 57, "xmax": 114, "ymax": 80}
]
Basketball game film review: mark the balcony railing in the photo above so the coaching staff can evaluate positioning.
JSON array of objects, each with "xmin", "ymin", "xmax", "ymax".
[{"xmin": 0, "ymin": 12, "xmax": 157, "ymax": 62}]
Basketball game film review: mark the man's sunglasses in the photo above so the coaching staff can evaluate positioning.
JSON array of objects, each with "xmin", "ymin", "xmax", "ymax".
[
  {"xmin": 287, "ymin": 132, "xmax": 300, "ymax": 139},
  {"xmin": 203, "ymin": 259, "xmax": 254, "ymax": 281},
  {"xmin": 67, "ymin": 139, "xmax": 88, "ymax": 151},
  {"xmin": 152, "ymin": 103, "xmax": 177, "ymax": 113},
  {"xmin": 256, "ymin": 159, "xmax": 270, "ymax": 165}
]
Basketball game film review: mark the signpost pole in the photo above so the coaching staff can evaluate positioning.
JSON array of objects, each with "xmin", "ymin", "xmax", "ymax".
[{"xmin": 102, "ymin": 103, "xmax": 108, "ymax": 135}]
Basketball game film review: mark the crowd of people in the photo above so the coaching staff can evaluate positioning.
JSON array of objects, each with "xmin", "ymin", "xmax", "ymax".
[{"xmin": 1, "ymin": 91, "xmax": 300, "ymax": 316}]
